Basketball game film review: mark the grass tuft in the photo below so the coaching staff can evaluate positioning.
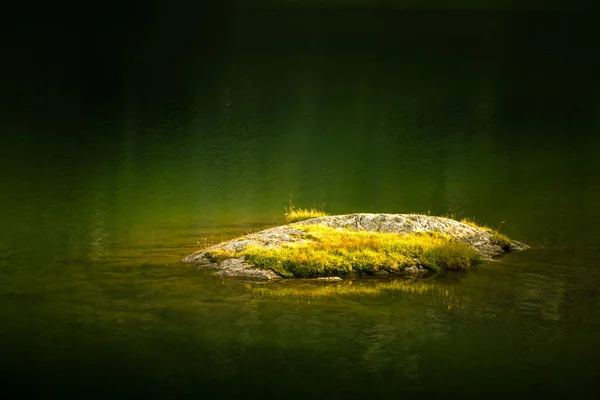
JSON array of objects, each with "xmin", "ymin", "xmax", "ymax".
[
  {"xmin": 207, "ymin": 224, "xmax": 485, "ymax": 278},
  {"xmin": 284, "ymin": 199, "xmax": 327, "ymax": 223},
  {"xmin": 461, "ymin": 218, "xmax": 512, "ymax": 250}
]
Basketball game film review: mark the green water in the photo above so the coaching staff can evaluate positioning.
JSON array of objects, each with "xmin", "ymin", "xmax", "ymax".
[{"xmin": 1, "ymin": 9, "xmax": 599, "ymax": 399}]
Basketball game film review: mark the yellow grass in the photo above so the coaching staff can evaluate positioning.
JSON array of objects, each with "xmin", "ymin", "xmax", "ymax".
[
  {"xmin": 461, "ymin": 218, "xmax": 512, "ymax": 250},
  {"xmin": 284, "ymin": 206, "xmax": 327, "ymax": 223},
  {"xmin": 207, "ymin": 224, "xmax": 485, "ymax": 278}
]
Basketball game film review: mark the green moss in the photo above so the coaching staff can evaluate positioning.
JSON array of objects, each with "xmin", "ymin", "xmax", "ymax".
[{"xmin": 207, "ymin": 224, "xmax": 485, "ymax": 278}]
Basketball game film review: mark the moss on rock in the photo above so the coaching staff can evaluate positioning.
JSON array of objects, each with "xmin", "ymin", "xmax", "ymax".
[{"xmin": 183, "ymin": 213, "xmax": 529, "ymax": 280}]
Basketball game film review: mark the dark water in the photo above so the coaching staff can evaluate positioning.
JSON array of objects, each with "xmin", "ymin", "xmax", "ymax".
[{"xmin": 1, "ymin": 8, "xmax": 599, "ymax": 399}]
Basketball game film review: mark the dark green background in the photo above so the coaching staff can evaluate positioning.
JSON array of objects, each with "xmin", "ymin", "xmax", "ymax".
[{"xmin": 1, "ymin": 5, "xmax": 598, "ymax": 399}]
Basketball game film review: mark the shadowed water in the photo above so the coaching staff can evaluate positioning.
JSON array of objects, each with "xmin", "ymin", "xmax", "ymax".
[{"xmin": 1, "ymin": 8, "xmax": 599, "ymax": 399}]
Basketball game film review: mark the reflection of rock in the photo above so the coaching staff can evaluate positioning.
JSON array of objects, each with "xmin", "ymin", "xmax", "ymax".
[{"xmin": 183, "ymin": 213, "xmax": 529, "ymax": 280}]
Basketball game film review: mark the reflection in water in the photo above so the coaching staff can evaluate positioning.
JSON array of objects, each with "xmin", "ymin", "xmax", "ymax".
[
  {"xmin": 0, "ymin": 247, "xmax": 597, "ymax": 397},
  {"xmin": 89, "ymin": 203, "xmax": 108, "ymax": 263},
  {"xmin": 443, "ymin": 132, "xmax": 468, "ymax": 217},
  {"xmin": 248, "ymin": 278, "xmax": 454, "ymax": 300}
]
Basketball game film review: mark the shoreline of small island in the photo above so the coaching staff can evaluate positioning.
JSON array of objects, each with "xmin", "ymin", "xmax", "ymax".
[{"xmin": 182, "ymin": 212, "xmax": 529, "ymax": 281}]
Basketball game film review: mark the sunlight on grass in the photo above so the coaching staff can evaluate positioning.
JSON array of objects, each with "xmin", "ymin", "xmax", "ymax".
[
  {"xmin": 207, "ymin": 224, "xmax": 485, "ymax": 278},
  {"xmin": 460, "ymin": 218, "xmax": 512, "ymax": 250},
  {"xmin": 284, "ymin": 205, "xmax": 327, "ymax": 223}
]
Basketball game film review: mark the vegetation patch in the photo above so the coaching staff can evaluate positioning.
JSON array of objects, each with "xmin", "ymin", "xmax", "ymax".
[
  {"xmin": 284, "ymin": 205, "xmax": 327, "ymax": 223},
  {"xmin": 460, "ymin": 218, "xmax": 512, "ymax": 250},
  {"xmin": 207, "ymin": 224, "xmax": 485, "ymax": 278}
]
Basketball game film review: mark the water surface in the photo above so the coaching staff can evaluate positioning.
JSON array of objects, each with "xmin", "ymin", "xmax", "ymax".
[{"xmin": 1, "ymin": 9, "xmax": 599, "ymax": 399}]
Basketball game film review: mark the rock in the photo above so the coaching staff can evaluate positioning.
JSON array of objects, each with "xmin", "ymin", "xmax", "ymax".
[
  {"xmin": 317, "ymin": 277, "xmax": 342, "ymax": 281},
  {"xmin": 506, "ymin": 241, "xmax": 530, "ymax": 252},
  {"xmin": 215, "ymin": 257, "xmax": 280, "ymax": 280},
  {"xmin": 403, "ymin": 265, "xmax": 426, "ymax": 274},
  {"xmin": 183, "ymin": 213, "xmax": 529, "ymax": 280}
]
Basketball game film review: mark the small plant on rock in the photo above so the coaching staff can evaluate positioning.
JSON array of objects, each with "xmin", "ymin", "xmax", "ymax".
[{"xmin": 284, "ymin": 197, "xmax": 327, "ymax": 223}]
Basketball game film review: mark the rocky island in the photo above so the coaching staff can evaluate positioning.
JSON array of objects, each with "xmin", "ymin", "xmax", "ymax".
[{"xmin": 183, "ymin": 213, "xmax": 529, "ymax": 280}]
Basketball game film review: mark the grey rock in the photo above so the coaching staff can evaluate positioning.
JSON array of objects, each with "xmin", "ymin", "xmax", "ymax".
[
  {"xmin": 506, "ymin": 241, "xmax": 530, "ymax": 252},
  {"xmin": 215, "ymin": 257, "xmax": 280, "ymax": 280},
  {"xmin": 403, "ymin": 265, "xmax": 425, "ymax": 274}
]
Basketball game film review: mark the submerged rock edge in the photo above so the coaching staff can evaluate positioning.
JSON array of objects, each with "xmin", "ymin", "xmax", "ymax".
[{"xmin": 182, "ymin": 213, "xmax": 529, "ymax": 280}]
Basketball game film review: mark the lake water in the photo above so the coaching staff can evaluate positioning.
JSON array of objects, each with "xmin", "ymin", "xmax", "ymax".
[{"xmin": 1, "ymin": 8, "xmax": 599, "ymax": 399}]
